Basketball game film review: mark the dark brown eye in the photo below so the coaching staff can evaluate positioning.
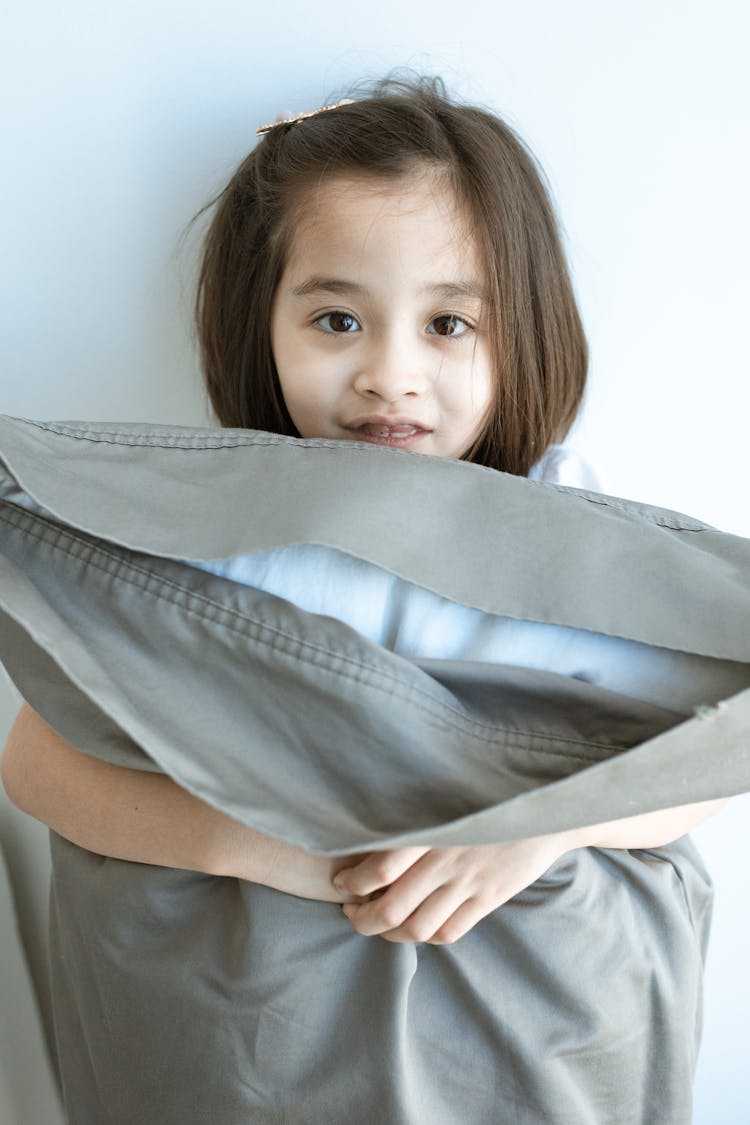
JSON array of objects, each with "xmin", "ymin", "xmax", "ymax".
[
  {"xmin": 316, "ymin": 311, "xmax": 360, "ymax": 333},
  {"xmin": 428, "ymin": 314, "xmax": 470, "ymax": 337}
]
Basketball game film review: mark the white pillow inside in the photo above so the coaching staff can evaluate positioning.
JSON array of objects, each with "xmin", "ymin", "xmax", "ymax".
[{"xmin": 187, "ymin": 543, "xmax": 748, "ymax": 714}]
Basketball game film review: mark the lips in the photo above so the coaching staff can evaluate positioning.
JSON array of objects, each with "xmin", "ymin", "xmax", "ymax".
[
  {"xmin": 343, "ymin": 417, "xmax": 433, "ymax": 450},
  {"xmin": 360, "ymin": 423, "xmax": 418, "ymax": 437},
  {"xmin": 345, "ymin": 415, "xmax": 432, "ymax": 437}
]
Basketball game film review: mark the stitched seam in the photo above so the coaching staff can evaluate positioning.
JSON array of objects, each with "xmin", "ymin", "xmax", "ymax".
[
  {"xmin": 1, "ymin": 503, "xmax": 625, "ymax": 761},
  {"xmin": 4, "ymin": 420, "xmax": 715, "ymax": 532},
  {"xmin": 12, "ymin": 421, "xmax": 282, "ymax": 450},
  {"xmin": 530, "ymin": 483, "xmax": 712, "ymax": 532}
]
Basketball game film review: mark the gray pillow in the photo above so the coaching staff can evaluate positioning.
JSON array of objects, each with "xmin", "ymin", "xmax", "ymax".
[{"xmin": 1, "ymin": 414, "xmax": 748, "ymax": 1125}]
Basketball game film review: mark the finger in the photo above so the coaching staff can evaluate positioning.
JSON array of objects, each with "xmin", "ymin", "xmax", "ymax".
[
  {"xmin": 377, "ymin": 884, "xmax": 473, "ymax": 943},
  {"xmin": 380, "ymin": 896, "xmax": 493, "ymax": 945},
  {"xmin": 333, "ymin": 846, "xmax": 430, "ymax": 896},
  {"xmin": 342, "ymin": 872, "xmax": 463, "ymax": 938},
  {"xmin": 426, "ymin": 897, "xmax": 495, "ymax": 945}
]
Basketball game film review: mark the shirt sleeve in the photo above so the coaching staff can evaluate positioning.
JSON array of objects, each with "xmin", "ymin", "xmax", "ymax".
[{"xmin": 528, "ymin": 445, "xmax": 606, "ymax": 491}]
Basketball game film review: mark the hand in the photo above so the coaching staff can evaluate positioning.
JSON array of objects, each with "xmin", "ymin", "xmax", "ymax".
[
  {"xmin": 333, "ymin": 836, "xmax": 570, "ymax": 944},
  {"xmin": 251, "ymin": 837, "xmax": 369, "ymax": 905}
]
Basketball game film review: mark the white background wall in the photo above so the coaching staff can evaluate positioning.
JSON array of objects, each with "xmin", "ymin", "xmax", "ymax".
[{"xmin": 0, "ymin": 2, "xmax": 747, "ymax": 1121}]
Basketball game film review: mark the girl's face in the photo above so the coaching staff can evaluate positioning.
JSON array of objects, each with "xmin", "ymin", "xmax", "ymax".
[{"xmin": 270, "ymin": 172, "xmax": 494, "ymax": 459}]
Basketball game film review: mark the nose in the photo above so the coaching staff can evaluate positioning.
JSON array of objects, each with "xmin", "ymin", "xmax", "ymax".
[{"xmin": 352, "ymin": 333, "xmax": 431, "ymax": 402}]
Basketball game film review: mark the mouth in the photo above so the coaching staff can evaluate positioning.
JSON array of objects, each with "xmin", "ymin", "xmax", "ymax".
[{"xmin": 344, "ymin": 416, "xmax": 432, "ymax": 448}]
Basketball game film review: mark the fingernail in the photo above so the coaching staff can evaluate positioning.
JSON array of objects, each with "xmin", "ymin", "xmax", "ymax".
[{"xmin": 333, "ymin": 877, "xmax": 346, "ymax": 891}]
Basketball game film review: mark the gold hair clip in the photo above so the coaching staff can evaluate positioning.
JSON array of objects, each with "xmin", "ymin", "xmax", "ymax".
[{"xmin": 256, "ymin": 99, "xmax": 355, "ymax": 136}]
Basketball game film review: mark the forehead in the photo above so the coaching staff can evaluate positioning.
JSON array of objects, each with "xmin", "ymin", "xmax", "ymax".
[{"xmin": 284, "ymin": 172, "xmax": 482, "ymax": 279}]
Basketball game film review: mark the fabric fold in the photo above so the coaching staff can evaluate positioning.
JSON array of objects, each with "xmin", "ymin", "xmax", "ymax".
[
  {"xmin": 0, "ymin": 413, "xmax": 747, "ymax": 655},
  {"xmin": 1, "ymin": 414, "xmax": 745, "ymax": 1124},
  {"xmin": 1, "ymin": 414, "xmax": 749, "ymax": 853}
]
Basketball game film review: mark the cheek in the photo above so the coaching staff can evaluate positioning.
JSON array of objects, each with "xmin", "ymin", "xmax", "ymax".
[
  {"xmin": 268, "ymin": 304, "xmax": 286, "ymax": 381},
  {"xmin": 270, "ymin": 309, "xmax": 304, "ymax": 404},
  {"xmin": 274, "ymin": 358, "xmax": 329, "ymax": 438},
  {"xmin": 276, "ymin": 369, "xmax": 309, "ymax": 424},
  {"xmin": 449, "ymin": 345, "xmax": 495, "ymax": 420},
  {"xmin": 474, "ymin": 365, "xmax": 496, "ymax": 419}
]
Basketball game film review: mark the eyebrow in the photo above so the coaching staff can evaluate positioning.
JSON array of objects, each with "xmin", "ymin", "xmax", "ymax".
[{"xmin": 291, "ymin": 276, "xmax": 486, "ymax": 301}]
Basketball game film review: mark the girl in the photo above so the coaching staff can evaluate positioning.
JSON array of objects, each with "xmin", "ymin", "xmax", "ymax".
[{"xmin": 1, "ymin": 76, "xmax": 733, "ymax": 1122}]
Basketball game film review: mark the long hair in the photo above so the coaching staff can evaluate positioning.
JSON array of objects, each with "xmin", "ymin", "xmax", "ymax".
[{"xmin": 195, "ymin": 75, "xmax": 588, "ymax": 476}]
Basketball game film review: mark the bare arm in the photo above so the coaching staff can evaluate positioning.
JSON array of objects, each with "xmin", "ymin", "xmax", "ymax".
[
  {"xmin": 0, "ymin": 703, "xmax": 359, "ymax": 903},
  {"xmin": 335, "ymin": 800, "xmax": 729, "ymax": 944},
  {"xmin": 3, "ymin": 705, "xmax": 727, "ymax": 936},
  {"xmin": 567, "ymin": 799, "xmax": 728, "ymax": 850}
]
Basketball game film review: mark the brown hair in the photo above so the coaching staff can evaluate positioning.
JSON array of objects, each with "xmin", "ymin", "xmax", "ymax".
[{"xmin": 194, "ymin": 75, "xmax": 587, "ymax": 476}]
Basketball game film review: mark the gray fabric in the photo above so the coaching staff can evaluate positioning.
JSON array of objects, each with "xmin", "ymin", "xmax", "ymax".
[
  {"xmin": 0, "ymin": 414, "xmax": 748, "ymax": 1123},
  {"xmin": 0, "ymin": 845, "xmax": 65, "ymax": 1125}
]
